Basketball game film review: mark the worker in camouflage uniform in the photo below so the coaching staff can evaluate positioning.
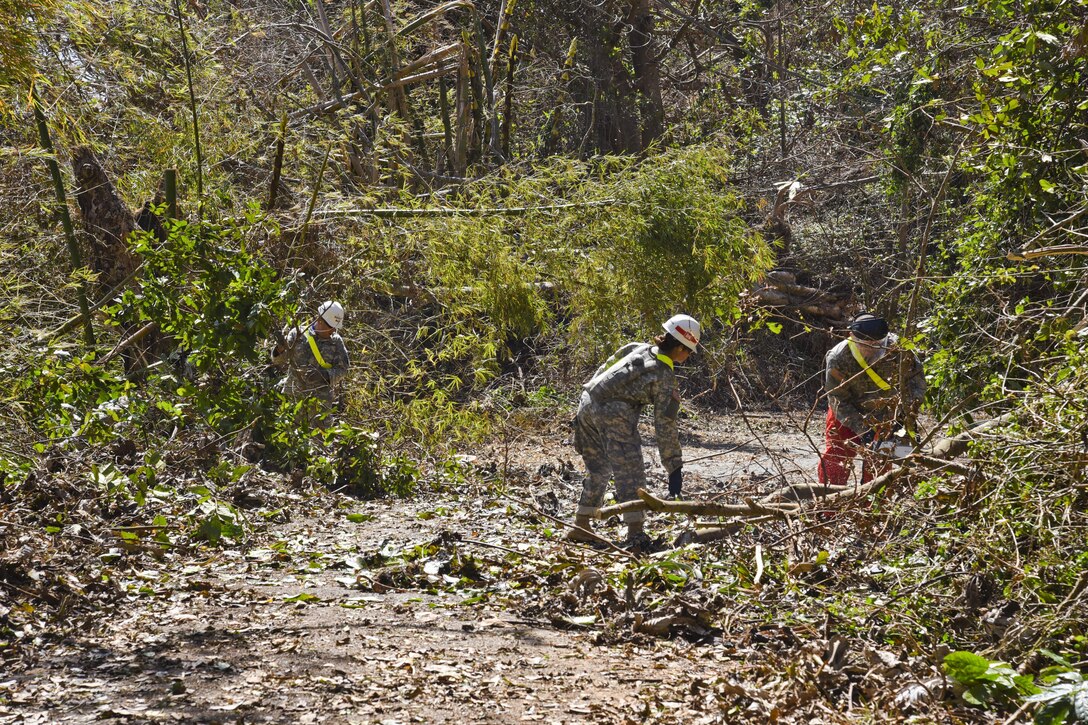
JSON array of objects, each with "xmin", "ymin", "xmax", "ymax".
[
  {"xmin": 271, "ymin": 300, "xmax": 350, "ymax": 428},
  {"xmin": 565, "ymin": 314, "xmax": 700, "ymax": 551},
  {"xmin": 819, "ymin": 313, "xmax": 926, "ymax": 486}
]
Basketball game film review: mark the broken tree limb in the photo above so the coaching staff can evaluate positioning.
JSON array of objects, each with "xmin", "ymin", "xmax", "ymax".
[
  {"xmin": 762, "ymin": 463, "xmax": 909, "ymax": 504},
  {"xmin": 686, "ymin": 516, "xmax": 778, "ymax": 545},
  {"xmin": 930, "ymin": 412, "xmax": 1015, "ymax": 459},
  {"xmin": 762, "ymin": 483, "xmax": 850, "ymax": 503},
  {"xmin": 1010, "ymin": 244, "xmax": 1088, "ymax": 260},
  {"xmin": 95, "ymin": 321, "xmax": 159, "ymax": 367},
  {"xmin": 595, "ymin": 499, "xmax": 648, "ymax": 519},
  {"xmin": 695, "ymin": 515, "xmax": 776, "ymax": 530},
  {"xmin": 911, "ymin": 454, "xmax": 972, "ymax": 476},
  {"xmin": 636, "ymin": 488, "xmax": 799, "ymax": 517},
  {"xmin": 810, "ymin": 465, "xmax": 909, "ymax": 504}
]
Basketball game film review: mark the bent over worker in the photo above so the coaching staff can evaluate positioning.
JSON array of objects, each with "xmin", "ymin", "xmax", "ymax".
[
  {"xmin": 271, "ymin": 300, "xmax": 350, "ymax": 427},
  {"xmin": 565, "ymin": 314, "xmax": 700, "ymax": 550},
  {"xmin": 818, "ymin": 313, "xmax": 925, "ymax": 486}
]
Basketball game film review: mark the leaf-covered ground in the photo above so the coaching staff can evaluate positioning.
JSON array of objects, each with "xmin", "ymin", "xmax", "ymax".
[{"xmin": 0, "ymin": 411, "xmax": 1028, "ymax": 723}]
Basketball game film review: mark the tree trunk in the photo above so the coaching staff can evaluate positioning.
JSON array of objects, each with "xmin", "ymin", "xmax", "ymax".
[
  {"xmin": 71, "ymin": 147, "xmax": 140, "ymax": 295},
  {"xmin": 628, "ymin": 0, "xmax": 664, "ymax": 148}
]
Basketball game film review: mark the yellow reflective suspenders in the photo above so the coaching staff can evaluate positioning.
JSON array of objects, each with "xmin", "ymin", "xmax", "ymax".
[
  {"xmin": 847, "ymin": 339, "xmax": 891, "ymax": 391},
  {"xmin": 305, "ymin": 333, "xmax": 332, "ymax": 369}
]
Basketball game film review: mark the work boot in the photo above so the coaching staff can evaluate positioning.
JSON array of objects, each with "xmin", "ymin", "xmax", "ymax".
[
  {"xmin": 624, "ymin": 520, "xmax": 659, "ymax": 554},
  {"xmin": 563, "ymin": 514, "xmax": 599, "ymax": 543}
]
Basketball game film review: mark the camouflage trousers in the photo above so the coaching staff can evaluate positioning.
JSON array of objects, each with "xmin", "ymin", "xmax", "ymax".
[
  {"xmin": 281, "ymin": 376, "xmax": 337, "ymax": 430},
  {"xmin": 572, "ymin": 391, "xmax": 646, "ymax": 524}
]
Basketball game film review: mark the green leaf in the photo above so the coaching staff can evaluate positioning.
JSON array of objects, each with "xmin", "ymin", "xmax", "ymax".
[
  {"xmin": 767, "ymin": 321, "xmax": 783, "ymax": 335},
  {"xmin": 944, "ymin": 651, "xmax": 992, "ymax": 684},
  {"xmin": 283, "ymin": 592, "xmax": 320, "ymax": 603},
  {"xmin": 345, "ymin": 513, "xmax": 372, "ymax": 523},
  {"xmin": 963, "ymin": 684, "xmax": 990, "ymax": 706},
  {"xmin": 1034, "ymin": 702, "xmax": 1072, "ymax": 725},
  {"xmin": 1075, "ymin": 681, "xmax": 1088, "ymax": 721},
  {"xmin": 558, "ymin": 615, "xmax": 597, "ymax": 627}
]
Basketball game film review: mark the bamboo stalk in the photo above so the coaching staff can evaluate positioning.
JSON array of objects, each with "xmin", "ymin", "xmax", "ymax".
[
  {"xmin": 164, "ymin": 168, "xmax": 177, "ymax": 218},
  {"xmin": 379, "ymin": 0, "xmax": 409, "ymax": 117},
  {"xmin": 173, "ymin": 0, "xmax": 203, "ymax": 217},
  {"xmin": 267, "ymin": 111, "xmax": 288, "ymax": 210},
  {"xmin": 488, "ymin": 0, "xmax": 517, "ymax": 81},
  {"xmin": 473, "ymin": 15, "xmax": 501, "ymax": 159},
  {"xmin": 396, "ymin": 42, "xmax": 462, "ymax": 78},
  {"xmin": 289, "ymin": 145, "xmax": 332, "ymax": 263},
  {"xmin": 453, "ymin": 46, "xmax": 472, "ymax": 174},
  {"xmin": 397, "ymin": 0, "xmax": 475, "ymax": 38},
  {"xmin": 501, "ymin": 35, "xmax": 517, "ymax": 158},
  {"xmin": 595, "ymin": 499, "xmax": 648, "ymax": 519},
  {"xmin": 314, "ymin": 198, "xmax": 619, "ymax": 218},
  {"xmin": 438, "ymin": 74, "xmax": 455, "ymax": 174},
  {"xmin": 313, "ymin": 0, "xmax": 350, "ymax": 95},
  {"xmin": 541, "ymin": 38, "xmax": 577, "ymax": 156},
  {"xmin": 462, "ymin": 29, "xmax": 485, "ymax": 165},
  {"xmin": 32, "ymin": 87, "xmax": 95, "ymax": 347}
]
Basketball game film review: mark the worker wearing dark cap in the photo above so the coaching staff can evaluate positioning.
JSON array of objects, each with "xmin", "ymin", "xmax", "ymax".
[{"xmin": 818, "ymin": 313, "xmax": 926, "ymax": 485}]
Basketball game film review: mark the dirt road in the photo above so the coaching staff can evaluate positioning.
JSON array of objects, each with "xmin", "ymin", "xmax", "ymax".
[{"xmin": 5, "ymin": 411, "xmax": 837, "ymax": 724}]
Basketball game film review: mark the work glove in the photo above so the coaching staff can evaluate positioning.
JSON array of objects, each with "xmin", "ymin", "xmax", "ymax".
[{"xmin": 668, "ymin": 468, "xmax": 683, "ymax": 498}]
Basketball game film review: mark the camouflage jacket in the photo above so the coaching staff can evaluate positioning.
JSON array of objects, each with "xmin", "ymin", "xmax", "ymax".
[
  {"xmin": 272, "ymin": 326, "xmax": 350, "ymax": 402},
  {"xmin": 824, "ymin": 334, "xmax": 926, "ymax": 433},
  {"xmin": 581, "ymin": 342, "xmax": 683, "ymax": 473}
]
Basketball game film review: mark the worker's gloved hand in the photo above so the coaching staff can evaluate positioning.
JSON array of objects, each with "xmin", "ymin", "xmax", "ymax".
[{"xmin": 668, "ymin": 468, "xmax": 683, "ymax": 498}]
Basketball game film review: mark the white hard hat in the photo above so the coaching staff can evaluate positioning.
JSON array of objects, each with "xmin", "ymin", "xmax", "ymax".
[
  {"xmin": 317, "ymin": 300, "xmax": 345, "ymax": 330},
  {"xmin": 662, "ymin": 314, "xmax": 700, "ymax": 351}
]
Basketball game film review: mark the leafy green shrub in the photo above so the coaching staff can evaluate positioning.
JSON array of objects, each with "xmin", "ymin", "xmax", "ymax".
[
  {"xmin": 306, "ymin": 424, "xmax": 420, "ymax": 500},
  {"xmin": 944, "ymin": 650, "xmax": 1039, "ymax": 708},
  {"xmin": 1027, "ymin": 669, "xmax": 1088, "ymax": 725}
]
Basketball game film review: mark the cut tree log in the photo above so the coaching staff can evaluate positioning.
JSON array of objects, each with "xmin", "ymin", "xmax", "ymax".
[{"xmin": 748, "ymin": 269, "xmax": 849, "ymax": 323}]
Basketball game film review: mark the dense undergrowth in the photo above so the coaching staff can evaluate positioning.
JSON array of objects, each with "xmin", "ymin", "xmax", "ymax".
[{"xmin": 1, "ymin": 0, "xmax": 1086, "ymax": 721}]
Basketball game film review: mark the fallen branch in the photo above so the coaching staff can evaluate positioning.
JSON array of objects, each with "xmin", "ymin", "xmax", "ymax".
[
  {"xmin": 762, "ymin": 482, "xmax": 850, "ymax": 503},
  {"xmin": 314, "ymin": 198, "xmax": 620, "ymax": 218},
  {"xmin": 910, "ymin": 454, "xmax": 972, "ymax": 476},
  {"xmin": 810, "ymin": 465, "xmax": 909, "ymax": 504},
  {"xmin": 95, "ymin": 321, "xmax": 159, "ymax": 367},
  {"xmin": 632, "ymin": 612, "xmax": 708, "ymax": 637},
  {"xmin": 595, "ymin": 499, "xmax": 648, "ymax": 519},
  {"xmin": 503, "ymin": 494, "xmax": 636, "ymax": 561},
  {"xmin": 1008, "ymin": 244, "xmax": 1088, "ymax": 261},
  {"xmin": 930, "ymin": 412, "xmax": 1015, "ymax": 459},
  {"xmin": 635, "ymin": 488, "xmax": 799, "ymax": 518}
]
